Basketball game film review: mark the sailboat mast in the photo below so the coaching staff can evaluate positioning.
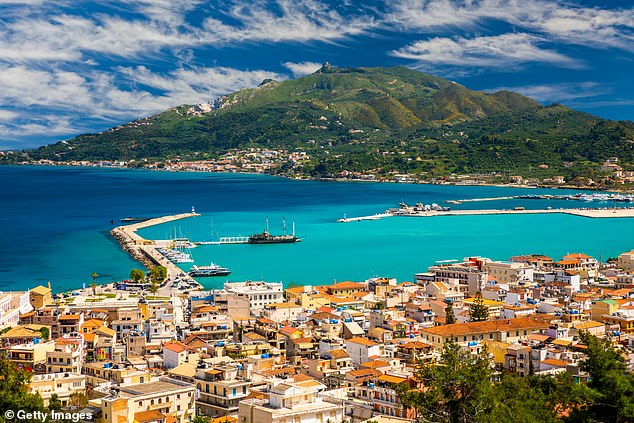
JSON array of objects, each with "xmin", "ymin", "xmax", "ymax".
[
  {"xmin": 283, "ymin": 218, "xmax": 287, "ymax": 236},
  {"xmin": 265, "ymin": 216, "xmax": 269, "ymax": 233},
  {"xmin": 292, "ymin": 222, "xmax": 295, "ymax": 237}
]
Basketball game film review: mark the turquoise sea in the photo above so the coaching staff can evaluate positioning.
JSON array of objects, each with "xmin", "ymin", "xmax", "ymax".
[{"xmin": 2, "ymin": 165, "xmax": 634, "ymax": 293}]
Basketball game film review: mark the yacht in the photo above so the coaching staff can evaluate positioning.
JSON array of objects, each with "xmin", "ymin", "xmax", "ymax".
[{"xmin": 188, "ymin": 262, "xmax": 231, "ymax": 277}]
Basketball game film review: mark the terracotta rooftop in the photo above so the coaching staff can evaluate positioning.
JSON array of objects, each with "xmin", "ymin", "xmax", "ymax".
[
  {"xmin": 329, "ymin": 349, "xmax": 350, "ymax": 359},
  {"xmin": 163, "ymin": 341, "xmax": 187, "ymax": 353},
  {"xmin": 329, "ymin": 281, "xmax": 366, "ymax": 290},
  {"xmin": 346, "ymin": 337, "xmax": 379, "ymax": 347},
  {"xmin": 134, "ymin": 410, "xmax": 165, "ymax": 423},
  {"xmin": 423, "ymin": 317, "xmax": 550, "ymax": 337}
]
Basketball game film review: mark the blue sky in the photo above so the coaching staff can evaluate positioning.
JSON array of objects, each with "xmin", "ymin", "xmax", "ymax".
[{"xmin": 1, "ymin": 0, "xmax": 633, "ymax": 150}]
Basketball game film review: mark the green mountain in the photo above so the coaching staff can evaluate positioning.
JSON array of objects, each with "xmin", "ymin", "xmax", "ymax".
[{"xmin": 15, "ymin": 64, "xmax": 634, "ymax": 180}]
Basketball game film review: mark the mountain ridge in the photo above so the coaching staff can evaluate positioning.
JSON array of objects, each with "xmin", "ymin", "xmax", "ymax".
[{"xmin": 8, "ymin": 65, "xmax": 634, "ymax": 182}]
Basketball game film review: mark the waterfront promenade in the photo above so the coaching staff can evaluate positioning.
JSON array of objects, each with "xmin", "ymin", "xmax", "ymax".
[
  {"xmin": 338, "ymin": 207, "xmax": 634, "ymax": 222},
  {"xmin": 110, "ymin": 211, "xmax": 200, "ymax": 287}
]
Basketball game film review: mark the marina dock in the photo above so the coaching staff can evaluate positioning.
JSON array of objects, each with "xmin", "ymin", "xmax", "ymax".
[
  {"xmin": 337, "ymin": 207, "xmax": 634, "ymax": 222},
  {"xmin": 337, "ymin": 213, "xmax": 393, "ymax": 223},
  {"xmin": 110, "ymin": 211, "xmax": 202, "ymax": 289}
]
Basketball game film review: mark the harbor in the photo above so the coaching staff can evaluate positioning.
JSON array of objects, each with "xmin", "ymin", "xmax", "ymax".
[{"xmin": 110, "ymin": 209, "xmax": 204, "ymax": 292}]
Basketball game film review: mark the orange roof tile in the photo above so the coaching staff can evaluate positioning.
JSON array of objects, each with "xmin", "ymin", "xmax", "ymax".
[
  {"xmin": 163, "ymin": 341, "xmax": 187, "ymax": 353},
  {"xmin": 423, "ymin": 317, "xmax": 550, "ymax": 338},
  {"xmin": 377, "ymin": 374, "xmax": 408, "ymax": 384},
  {"xmin": 329, "ymin": 281, "xmax": 366, "ymax": 290},
  {"xmin": 360, "ymin": 360, "xmax": 389, "ymax": 369},
  {"xmin": 58, "ymin": 314, "xmax": 81, "ymax": 320},
  {"xmin": 346, "ymin": 337, "xmax": 378, "ymax": 347},
  {"xmin": 542, "ymin": 358, "xmax": 569, "ymax": 367},
  {"xmin": 329, "ymin": 349, "xmax": 350, "ymax": 359},
  {"xmin": 134, "ymin": 410, "xmax": 165, "ymax": 423}
]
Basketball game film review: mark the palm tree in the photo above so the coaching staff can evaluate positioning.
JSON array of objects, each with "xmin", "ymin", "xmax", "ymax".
[{"xmin": 90, "ymin": 272, "xmax": 99, "ymax": 297}]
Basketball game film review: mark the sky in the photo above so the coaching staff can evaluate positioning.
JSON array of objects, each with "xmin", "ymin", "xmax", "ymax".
[{"xmin": 1, "ymin": 0, "xmax": 633, "ymax": 150}]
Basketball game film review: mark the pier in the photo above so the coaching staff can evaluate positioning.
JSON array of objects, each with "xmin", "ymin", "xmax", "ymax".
[
  {"xmin": 195, "ymin": 236, "xmax": 249, "ymax": 245},
  {"xmin": 337, "ymin": 207, "xmax": 634, "ymax": 222},
  {"xmin": 336, "ymin": 213, "xmax": 393, "ymax": 223},
  {"xmin": 110, "ymin": 210, "xmax": 202, "ymax": 289}
]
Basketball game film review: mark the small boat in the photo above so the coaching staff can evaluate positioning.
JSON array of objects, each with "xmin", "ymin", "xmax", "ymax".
[
  {"xmin": 188, "ymin": 262, "xmax": 231, "ymax": 277},
  {"xmin": 121, "ymin": 217, "xmax": 151, "ymax": 223}
]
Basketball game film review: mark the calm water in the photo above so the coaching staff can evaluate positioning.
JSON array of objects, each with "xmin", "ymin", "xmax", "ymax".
[{"xmin": 2, "ymin": 165, "xmax": 634, "ymax": 293}]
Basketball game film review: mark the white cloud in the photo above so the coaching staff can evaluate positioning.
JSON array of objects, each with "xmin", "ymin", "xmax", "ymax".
[
  {"xmin": 393, "ymin": 33, "xmax": 578, "ymax": 69},
  {"xmin": 0, "ymin": 64, "xmax": 285, "ymax": 143},
  {"xmin": 201, "ymin": 0, "xmax": 374, "ymax": 44},
  {"xmin": 486, "ymin": 82, "xmax": 612, "ymax": 103},
  {"xmin": 387, "ymin": 0, "xmax": 634, "ymax": 50},
  {"xmin": 0, "ymin": 110, "xmax": 19, "ymax": 120},
  {"xmin": 0, "ymin": 0, "xmax": 375, "ymax": 65},
  {"xmin": 283, "ymin": 61, "xmax": 322, "ymax": 77}
]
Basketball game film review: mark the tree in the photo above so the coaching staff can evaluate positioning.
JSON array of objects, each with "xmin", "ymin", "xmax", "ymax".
[
  {"xmin": 192, "ymin": 417, "xmax": 211, "ymax": 423},
  {"xmin": 401, "ymin": 341, "xmax": 495, "ymax": 422},
  {"xmin": 445, "ymin": 300, "xmax": 456, "ymax": 325},
  {"xmin": 48, "ymin": 393, "xmax": 62, "ymax": 411},
  {"xmin": 90, "ymin": 272, "xmax": 99, "ymax": 296},
  {"xmin": 0, "ymin": 354, "xmax": 46, "ymax": 414},
  {"xmin": 468, "ymin": 291, "xmax": 489, "ymax": 322},
  {"xmin": 148, "ymin": 280, "xmax": 160, "ymax": 296},
  {"xmin": 130, "ymin": 268, "xmax": 145, "ymax": 284},
  {"xmin": 68, "ymin": 391, "xmax": 90, "ymax": 410},
  {"xmin": 570, "ymin": 331, "xmax": 634, "ymax": 421},
  {"xmin": 39, "ymin": 327, "xmax": 50, "ymax": 341},
  {"xmin": 149, "ymin": 266, "xmax": 167, "ymax": 283}
]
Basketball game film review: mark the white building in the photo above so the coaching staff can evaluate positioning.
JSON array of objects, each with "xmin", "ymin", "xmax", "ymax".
[
  {"xmin": 427, "ymin": 265, "xmax": 487, "ymax": 296},
  {"xmin": 483, "ymin": 261, "xmax": 534, "ymax": 286},
  {"xmin": 30, "ymin": 372, "xmax": 85, "ymax": 407},
  {"xmin": 239, "ymin": 378, "xmax": 343, "ymax": 423},
  {"xmin": 221, "ymin": 281, "xmax": 284, "ymax": 313},
  {"xmin": 345, "ymin": 337, "xmax": 382, "ymax": 367},
  {"xmin": 0, "ymin": 291, "xmax": 33, "ymax": 330}
]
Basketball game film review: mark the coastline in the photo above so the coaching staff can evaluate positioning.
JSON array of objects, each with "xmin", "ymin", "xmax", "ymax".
[{"xmin": 4, "ymin": 162, "xmax": 632, "ymax": 193}]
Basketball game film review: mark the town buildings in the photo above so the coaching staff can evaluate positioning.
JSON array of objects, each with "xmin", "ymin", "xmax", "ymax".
[{"xmin": 3, "ymin": 249, "xmax": 633, "ymax": 423}]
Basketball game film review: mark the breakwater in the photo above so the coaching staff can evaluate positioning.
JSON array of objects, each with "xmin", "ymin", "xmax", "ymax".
[
  {"xmin": 110, "ymin": 211, "xmax": 200, "ymax": 282},
  {"xmin": 338, "ymin": 207, "xmax": 634, "ymax": 222}
]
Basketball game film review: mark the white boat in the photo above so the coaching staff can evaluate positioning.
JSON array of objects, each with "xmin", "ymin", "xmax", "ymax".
[{"xmin": 188, "ymin": 262, "xmax": 231, "ymax": 277}]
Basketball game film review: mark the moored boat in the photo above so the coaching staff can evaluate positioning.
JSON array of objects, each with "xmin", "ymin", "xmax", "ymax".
[
  {"xmin": 248, "ymin": 217, "xmax": 300, "ymax": 244},
  {"xmin": 188, "ymin": 262, "xmax": 231, "ymax": 277}
]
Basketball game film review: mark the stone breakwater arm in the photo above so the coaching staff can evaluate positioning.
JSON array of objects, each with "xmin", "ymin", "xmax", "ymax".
[
  {"xmin": 337, "ymin": 207, "xmax": 634, "ymax": 221},
  {"xmin": 109, "ymin": 212, "xmax": 200, "ymax": 273}
]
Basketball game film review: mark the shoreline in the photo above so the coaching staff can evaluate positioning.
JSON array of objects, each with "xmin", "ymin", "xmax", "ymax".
[{"xmin": 4, "ymin": 162, "xmax": 633, "ymax": 194}]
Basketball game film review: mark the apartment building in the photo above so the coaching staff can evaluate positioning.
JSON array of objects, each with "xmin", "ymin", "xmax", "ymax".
[
  {"xmin": 222, "ymin": 281, "xmax": 284, "ymax": 313},
  {"xmin": 98, "ymin": 377, "xmax": 195, "ymax": 423},
  {"xmin": 239, "ymin": 378, "xmax": 343, "ymax": 423},
  {"xmin": 194, "ymin": 363, "xmax": 251, "ymax": 417}
]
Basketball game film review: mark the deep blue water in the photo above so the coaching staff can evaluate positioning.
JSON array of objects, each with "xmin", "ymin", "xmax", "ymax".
[{"xmin": 2, "ymin": 165, "xmax": 634, "ymax": 293}]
